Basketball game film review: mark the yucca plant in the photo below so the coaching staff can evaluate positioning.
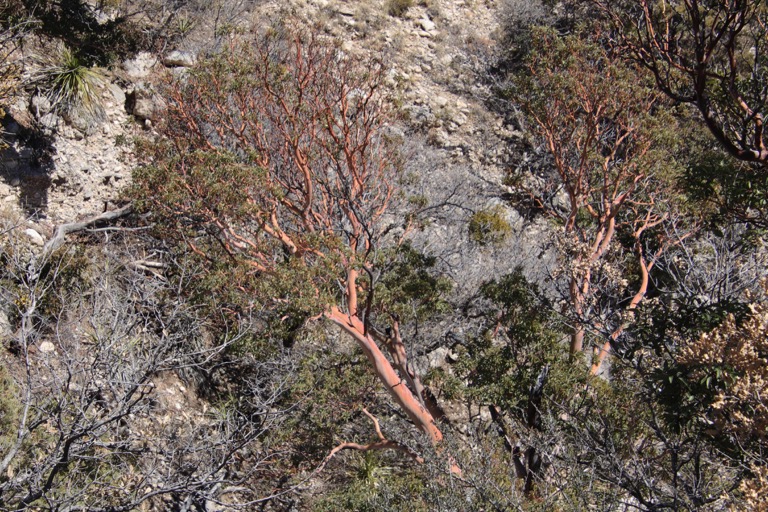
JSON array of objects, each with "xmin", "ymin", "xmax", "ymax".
[{"xmin": 40, "ymin": 46, "xmax": 106, "ymax": 124}]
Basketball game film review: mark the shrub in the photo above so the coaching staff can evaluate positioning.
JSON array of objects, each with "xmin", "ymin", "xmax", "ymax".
[
  {"xmin": 387, "ymin": 0, "xmax": 413, "ymax": 18},
  {"xmin": 468, "ymin": 205, "xmax": 511, "ymax": 245},
  {"xmin": 0, "ymin": 365, "xmax": 20, "ymax": 451}
]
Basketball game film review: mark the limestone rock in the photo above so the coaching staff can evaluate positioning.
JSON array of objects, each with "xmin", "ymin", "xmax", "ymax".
[
  {"xmin": 24, "ymin": 228, "xmax": 45, "ymax": 246},
  {"xmin": 163, "ymin": 50, "xmax": 197, "ymax": 68},
  {"xmin": 131, "ymin": 98, "xmax": 156, "ymax": 120},
  {"xmin": 406, "ymin": 104, "xmax": 436, "ymax": 128},
  {"xmin": 337, "ymin": 4, "xmax": 355, "ymax": 16},
  {"xmin": 419, "ymin": 17, "xmax": 436, "ymax": 32},
  {"xmin": 105, "ymin": 83, "xmax": 126, "ymax": 108},
  {"xmin": 123, "ymin": 52, "xmax": 157, "ymax": 79},
  {"xmin": 30, "ymin": 94, "xmax": 52, "ymax": 118},
  {"xmin": 63, "ymin": 108, "xmax": 100, "ymax": 135},
  {"xmin": 127, "ymin": 84, "xmax": 159, "ymax": 121},
  {"xmin": 38, "ymin": 112, "xmax": 60, "ymax": 131},
  {"xmin": 0, "ymin": 308, "xmax": 11, "ymax": 339}
]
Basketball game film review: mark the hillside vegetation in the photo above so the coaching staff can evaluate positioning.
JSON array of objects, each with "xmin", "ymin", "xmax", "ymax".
[{"xmin": 1, "ymin": 0, "xmax": 766, "ymax": 510}]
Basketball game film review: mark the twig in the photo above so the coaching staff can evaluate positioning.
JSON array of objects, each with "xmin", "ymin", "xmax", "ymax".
[{"xmin": 317, "ymin": 408, "xmax": 424, "ymax": 473}]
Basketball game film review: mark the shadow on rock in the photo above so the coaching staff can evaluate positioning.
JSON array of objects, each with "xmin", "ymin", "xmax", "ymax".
[{"xmin": 1, "ymin": 112, "xmax": 56, "ymax": 218}]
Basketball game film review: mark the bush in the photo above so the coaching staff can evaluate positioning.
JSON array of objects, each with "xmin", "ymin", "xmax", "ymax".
[
  {"xmin": 0, "ymin": 365, "xmax": 20, "ymax": 452},
  {"xmin": 468, "ymin": 205, "xmax": 512, "ymax": 245},
  {"xmin": 387, "ymin": 0, "xmax": 413, "ymax": 18}
]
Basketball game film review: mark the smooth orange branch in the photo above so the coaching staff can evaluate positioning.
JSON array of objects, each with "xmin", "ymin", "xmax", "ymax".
[{"xmin": 325, "ymin": 307, "xmax": 444, "ymax": 446}]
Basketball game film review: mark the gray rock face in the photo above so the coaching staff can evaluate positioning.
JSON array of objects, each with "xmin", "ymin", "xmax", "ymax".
[
  {"xmin": 163, "ymin": 50, "xmax": 197, "ymax": 68},
  {"xmin": 30, "ymin": 94, "xmax": 52, "ymax": 117},
  {"xmin": 123, "ymin": 52, "xmax": 157, "ymax": 79},
  {"xmin": 127, "ymin": 83, "xmax": 159, "ymax": 121}
]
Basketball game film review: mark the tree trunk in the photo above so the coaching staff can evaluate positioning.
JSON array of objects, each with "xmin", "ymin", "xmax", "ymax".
[
  {"xmin": 570, "ymin": 327, "xmax": 584, "ymax": 356},
  {"xmin": 326, "ymin": 307, "xmax": 444, "ymax": 445}
]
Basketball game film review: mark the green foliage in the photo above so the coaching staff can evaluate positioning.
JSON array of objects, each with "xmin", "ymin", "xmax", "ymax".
[
  {"xmin": 626, "ymin": 297, "xmax": 750, "ymax": 435},
  {"xmin": 373, "ymin": 242, "xmax": 453, "ymax": 323},
  {"xmin": 133, "ymin": 145, "xmax": 342, "ymax": 329},
  {"xmin": 386, "ymin": 0, "xmax": 413, "ymax": 18},
  {"xmin": 453, "ymin": 269, "xmax": 578, "ymax": 412},
  {"xmin": 313, "ymin": 452, "xmax": 427, "ymax": 512},
  {"xmin": 38, "ymin": 246, "xmax": 94, "ymax": 320},
  {"xmin": 40, "ymin": 46, "xmax": 105, "ymax": 122},
  {"xmin": 175, "ymin": 16, "xmax": 195, "ymax": 37},
  {"xmin": 277, "ymin": 350, "xmax": 378, "ymax": 465},
  {"xmin": 683, "ymin": 137, "xmax": 768, "ymax": 230},
  {"xmin": 595, "ymin": 0, "xmax": 768, "ymax": 169},
  {"xmin": 0, "ymin": 365, "xmax": 20, "ymax": 451},
  {"xmin": 132, "ymin": 29, "xmax": 396, "ymax": 324},
  {"xmin": 468, "ymin": 206, "xmax": 511, "ymax": 245},
  {"xmin": 1, "ymin": 239, "xmax": 93, "ymax": 330},
  {"xmin": 11, "ymin": 0, "xmax": 148, "ymax": 66},
  {"xmin": 509, "ymin": 27, "xmax": 679, "ymax": 190}
]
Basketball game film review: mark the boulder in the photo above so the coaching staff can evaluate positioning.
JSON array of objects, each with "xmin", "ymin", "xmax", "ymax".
[
  {"xmin": 337, "ymin": 4, "xmax": 355, "ymax": 16},
  {"xmin": 131, "ymin": 98, "xmax": 156, "ymax": 120},
  {"xmin": 30, "ymin": 94, "xmax": 52, "ymax": 118},
  {"xmin": 419, "ymin": 17, "xmax": 436, "ymax": 32},
  {"xmin": 123, "ymin": 52, "xmax": 157, "ymax": 79},
  {"xmin": 24, "ymin": 228, "xmax": 45, "ymax": 246},
  {"xmin": 163, "ymin": 50, "xmax": 197, "ymax": 68},
  {"xmin": 0, "ymin": 308, "xmax": 11, "ymax": 339},
  {"xmin": 126, "ymin": 84, "xmax": 160, "ymax": 121}
]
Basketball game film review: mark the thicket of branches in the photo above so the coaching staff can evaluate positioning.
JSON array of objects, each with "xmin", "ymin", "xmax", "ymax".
[{"xmin": 1, "ymin": 2, "xmax": 767, "ymax": 510}]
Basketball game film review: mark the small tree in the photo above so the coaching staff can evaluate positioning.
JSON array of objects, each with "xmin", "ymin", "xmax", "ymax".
[
  {"xmin": 593, "ymin": 0, "xmax": 768, "ymax": 166},
  {"xmin": 510, "ymin": 28, "xmax": 689, "ymax": 373},
  {"xmin": 134, "ymin": 28, "xmax": 449, "ymax": 461}
]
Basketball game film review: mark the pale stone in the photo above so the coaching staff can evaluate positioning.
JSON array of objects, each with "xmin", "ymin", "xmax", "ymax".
[
  {"xmin": 107, "ymin": 83, "xmax": 126, "ymax": 106},
  {"xmin": 24, "ymin": 228, "xmax": 44, "ymax": 246},
  {"xmin": 419, "ymin": 17, "xmax": 436, "ymax": 31},
  {"xmin": 130, "ymin": 97, "xmax": 156, "ymax": 121},
  {"xmin": 30, "ymin": 94, "xmax": 52, "ymax": 117},
  {"xmin": 163, "ymin": 50, "xmax": 197, "ymax": 68},
  {"xmin": 123, "ymin": 52, "xmax": 157, "ymax": 79}
]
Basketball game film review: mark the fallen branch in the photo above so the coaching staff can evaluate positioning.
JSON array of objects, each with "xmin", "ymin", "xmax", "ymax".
[
  {"xmin": 128, "ymin": 259, "xmax": 167, "ymax": 278},
  {"xmin": 42, "ymin": 203, "xmax": 134, "ymax": 259}
]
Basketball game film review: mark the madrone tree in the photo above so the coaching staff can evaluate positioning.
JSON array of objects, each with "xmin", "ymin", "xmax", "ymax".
[
  {"xmin": 511, "ymin": 29, "xmax": 691, "ymax": 373},
  {"xmin": 593, "ymin": 0, "xmax": 768, "ymax": 166},
  {"xmin": 134, "ymin": 29, "xmax": 449, "ymax": 464}
]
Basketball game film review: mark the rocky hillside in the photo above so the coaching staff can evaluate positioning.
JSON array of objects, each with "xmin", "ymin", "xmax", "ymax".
[
  {"xmin": 4, "ymin": 0, "xmax": 764, "ymax": 510},
  {"xmin": 2, "ymin": 0, "xmax": 549, "ymax": 287}
]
